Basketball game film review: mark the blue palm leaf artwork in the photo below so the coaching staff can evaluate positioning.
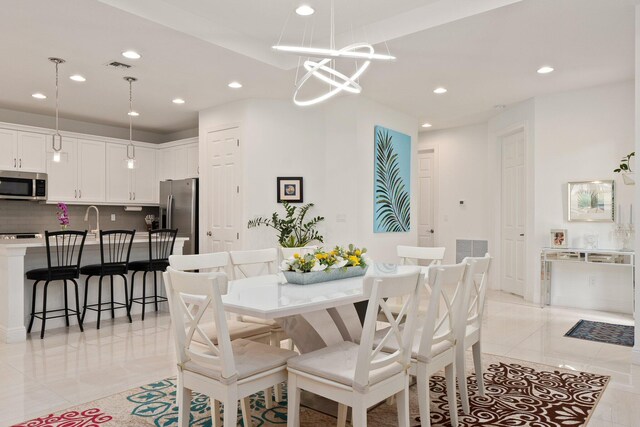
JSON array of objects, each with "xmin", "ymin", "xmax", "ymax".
[{"xmin": 374, "ymin": 126, "xmax": 411, "ymax": 233}]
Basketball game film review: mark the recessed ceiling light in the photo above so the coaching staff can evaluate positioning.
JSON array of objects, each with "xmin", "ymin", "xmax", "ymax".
[
  {"xmin": 128, "ymin": 111, "xmax": 139, "ymax": 117},
  {"xmin": 32, "ymin": 92, "xmax": 47, "ymax": 99},
  {"xmin": 172, "ymin": 98, "xmax": 185, "ymax": 104},
  {"xmin": 537, "ymin": 66, "xmax": 554, "ymax": 74},
  {"xmin": 228, "ymin": 81, "xmax": 242, "ymax": 89},
  {"xmin": 122, "ymin": 50, "xmax": 141, "ymax": 59},
  {"xmin": 295, "ymin": 5, "xmax": 315, "ymax": 16},
  {"xmin": 421, "ymin": 123, "xmax": 432, "ymax": 128},
  {"xmin": 69, "ymin": 74, "xmax": 86, "ymax": 82},
  {"xmin": 433, "ymin": 87, "xmax": 447, "ymax": 94}
]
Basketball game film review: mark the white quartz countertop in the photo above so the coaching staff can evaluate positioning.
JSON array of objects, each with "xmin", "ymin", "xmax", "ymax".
[{"xmin": 0, "ymin": 236, "xmax": 189, "ymax": 248}]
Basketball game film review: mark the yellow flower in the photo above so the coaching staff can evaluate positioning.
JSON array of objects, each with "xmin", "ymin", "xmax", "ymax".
[
  {"xmin": 354, "ymin": 250, "xmax": 361, "ymax": 256},
  {"xmin": 315, "ymin": 253, "xmax": 323, "ymax": 260},
  {"xmin": 348, "ymin": 255, "xmax": 360, "ymax": 266},
  {"xmin": 294, "ymin": 253, "xmax": 300, "ymax": 259}
]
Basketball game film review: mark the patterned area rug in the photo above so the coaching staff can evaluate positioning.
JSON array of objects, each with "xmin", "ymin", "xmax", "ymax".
[
  {"xmin": 565, "ymin": 319, "xmax": 635, "ymax": 347},
  {"xmin": 14, "ymin": 354, "xmax": 609, "ymax": 427}
]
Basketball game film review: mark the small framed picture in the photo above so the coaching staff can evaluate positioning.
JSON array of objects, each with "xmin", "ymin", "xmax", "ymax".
[
  {"xmin": 277, "ymin": 177, "xmax": 303, "ymax": 203},
  {"xmin": 550, "ymin": 229, "xmax": 568, "ymax": 248}
]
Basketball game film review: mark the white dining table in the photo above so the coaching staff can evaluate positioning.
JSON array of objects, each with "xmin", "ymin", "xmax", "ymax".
[{"xmin": 221, "ymin": 263, "xmax": 421, "ymax": 354}]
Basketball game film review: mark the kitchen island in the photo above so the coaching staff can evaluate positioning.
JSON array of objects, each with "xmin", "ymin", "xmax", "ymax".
[{"xmin": 0, "ymin": 236, "xmax": 188, "ymax": 343}]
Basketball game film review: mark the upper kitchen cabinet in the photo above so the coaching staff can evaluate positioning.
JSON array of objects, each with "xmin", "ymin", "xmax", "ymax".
[
  {"xmin": 0, "ymin": 129, "xmax": 46, "ymax": 172},
  {"xmin": 106, "ymin": 143, "xmax": 157, "ymax": 205},
  {"xmin": 187, "ymin": 144, "xmax": 199, "ymax": 177},
  {"xmin": 47, "ymin": 138, "xmax": 106, "ymax": 203},
  {"xmin": 158, "ymin": 142, "xmax": 198, "ymax": 181}
]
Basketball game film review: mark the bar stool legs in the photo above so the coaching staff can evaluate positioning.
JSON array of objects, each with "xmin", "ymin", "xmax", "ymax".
[
  {"xmin": 130, "ymin": 270, "xmax": 166, "ymax": 321},
  {"xmin": 83, "ymin": 275, "xmax": 132, "ymax": 329},
  {"xmin": 27, "ymin": 279, "xmax": 83, "ymax": 339}
]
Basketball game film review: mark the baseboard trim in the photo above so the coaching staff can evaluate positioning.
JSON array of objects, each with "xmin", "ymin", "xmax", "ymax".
[{"xmin": 0, "ymin": 324, "xmax": 26, "ymax": 343}]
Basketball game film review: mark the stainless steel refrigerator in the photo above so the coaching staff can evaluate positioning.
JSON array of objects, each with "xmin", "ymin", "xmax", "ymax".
[{"xmin": 159, "ymin": 178, "xmax": 199, "ymax": 255}]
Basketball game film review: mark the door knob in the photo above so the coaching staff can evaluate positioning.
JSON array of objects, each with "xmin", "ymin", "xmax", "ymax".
[
  {"xmin": 430, "ymin": 229, "xmax": 434, "ymax": 234},
  {"xmin": 207, "ymin": 231, "xmax": 212, "ymax": 237},
  {"xmin": 520, "ymin": 233, "xmax": 525, "ymax": 237}
]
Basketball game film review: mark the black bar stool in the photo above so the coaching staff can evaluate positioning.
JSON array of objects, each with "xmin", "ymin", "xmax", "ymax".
[
  {"xmin": 81, "ymin": 230, "xmax": 135, "ymax": 329},
  {"xmin": 26, "ymin": 230, "xmax": 88, "ymax": 339},
  {"xmin": 128, "ymin": 229, "xmax": 178, "ymax": 320}
]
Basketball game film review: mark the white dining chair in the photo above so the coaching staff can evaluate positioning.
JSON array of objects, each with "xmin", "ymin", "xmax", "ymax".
[
  {"xmin": 372, "ymin": 262, "xmax": 469, "ymax": 427},
  {"xmin": 387, "ymin": 245, "xmax": 446, "ymax": 317},
  {"xmin": 163, "ymin": 267, "xmax": 297, "ymax": 427},
  {"xmin": 286, "ymin": 268, "xmax": 424, "ymax": 427},
  {"xmin": 456, "ymin": 254, "xmax": 492, "ymax": 415},
  {"xmin": 229, "ymin": 248, "xmax": 292, "ymax": 402},
  {"xmin": 169, "ymin": 252, "xmax": 277, "ymax": 412}
]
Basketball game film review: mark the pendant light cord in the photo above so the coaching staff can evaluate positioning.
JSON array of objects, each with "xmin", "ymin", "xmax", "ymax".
[
  {"xmin": 55, "ymin": 61, "xmax": 59, "ymax": 135},
  {"xmin": 126, "ymin": 77, "xmax": 135, "ymax": 160}
]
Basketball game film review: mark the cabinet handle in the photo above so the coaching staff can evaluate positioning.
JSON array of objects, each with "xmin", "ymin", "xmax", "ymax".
[
  {"xmin": 74, "ymin": 190, "xmax": 77, "ymax": 199},
  {"xmin": 78, "ymin": 189, "xmax": 81, "ymax": 199},
  {"xmin": 13, "ymin": 158, "xmax": 16, "ymax": 168},
  {"xmin": 133, "ymin": 192, "xmax": 135, "ymax": 200},
  {"xmin": 19, "ymin": 159, "xmax": 21, "ymax": 168}
]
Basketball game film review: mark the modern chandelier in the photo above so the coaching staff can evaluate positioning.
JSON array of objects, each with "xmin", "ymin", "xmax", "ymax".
[
  {"xmin": 49, "ymin": 57, "xmax": 65, "ymax": 162},
  {"xmin": 273, "ymin": 0, "xmax": 395, "ymax": 106},
  {"xmin": 124, "ymin": 76, "xmax": 137, "ymax": 169}
]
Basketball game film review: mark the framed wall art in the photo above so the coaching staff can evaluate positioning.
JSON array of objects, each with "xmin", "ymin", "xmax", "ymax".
[
  {"xmin": 567, "ymin": 180, "xmax": 614, "ymax": 222},
  {"xmin": 374, "ymin": 125, "xmax": 411, "ymax": 233},
  {"xmin": 277, "ymin": 177, "xmax": 303, "ymax": 203}
]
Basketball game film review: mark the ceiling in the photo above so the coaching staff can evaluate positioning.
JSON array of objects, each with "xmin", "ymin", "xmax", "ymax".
[{"xmin": 0, "ymin": 0, "xmax": 636, "ymax": 136}]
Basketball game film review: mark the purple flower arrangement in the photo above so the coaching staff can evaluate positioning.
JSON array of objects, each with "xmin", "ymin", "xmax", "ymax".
[{"xmin": 56, "ymin": 202, "xmax": 70, "ymax": 230}]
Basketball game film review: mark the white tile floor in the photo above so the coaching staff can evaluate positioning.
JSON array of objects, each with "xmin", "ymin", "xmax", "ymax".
[{"xmin": 0, "ymin": 290, "xmax": 637, "ymax": 426}]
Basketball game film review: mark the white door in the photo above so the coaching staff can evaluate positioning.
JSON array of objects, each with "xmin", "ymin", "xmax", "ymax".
[
  {"xmin": 105, "ymin": 143, "xmax": 132, "ymax": 203},
  {"xmin": 77, "ymin": 139, "xmax": 106, "ymax": 202},
  {"xmin": 131, "ymin": 147, "xmax": 157, "ymax": 204},
  {"xmin": 205, "ymin": 127, "xmax": 241, "ymax": 253},
  {"xmin": 46, "ymin": 137, "xmax": 78, "ymax": 202},
  {"xmin": 17, "ymin": 132, "xmax": 47, "ymax": 172},
  {"xmin": 417, "ymin": 151, "xmax": 435, "ymax": 247},
  {"xmin": 501, "ymin": 129, "xmax": 526, "ymax": 296},
  {"xmin": 187, "ymin": 144, "xmax": 199, "ymax": 177},
  {"xmin": 0, "ymin": 129, "xmax": 18, "ymax": 170}
]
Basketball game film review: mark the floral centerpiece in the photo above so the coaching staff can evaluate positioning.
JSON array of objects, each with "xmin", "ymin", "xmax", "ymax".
[
  {"xmin": 281, "ymin": 244, "xmax": 370, "ymax": 285},
  {"xmin": 56, "ymin": 202, "xmax": 70, "ymax": 230}
]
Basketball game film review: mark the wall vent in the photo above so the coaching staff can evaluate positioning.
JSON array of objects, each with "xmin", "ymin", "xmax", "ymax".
[
  {"xmin": 106, "ymin": 61, "xmax": 132, "ymax": 69},
  {"xmin": 456, "ymin": 239, "xmax": 488, "ymax": 263}
]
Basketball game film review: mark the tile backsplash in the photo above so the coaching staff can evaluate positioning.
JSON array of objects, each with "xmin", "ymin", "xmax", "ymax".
[{"xmin": 0, "ymin": 201, "xmax": 158, "ymax": 234}]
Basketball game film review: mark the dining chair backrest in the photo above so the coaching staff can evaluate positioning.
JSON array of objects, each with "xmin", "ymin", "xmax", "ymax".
[
  {"xmin": 418, "ymin": 262, "xmax": 468, "ymax": 359},
  {"xmin": 229, "ymin": 248, "xmax": 278, "ymax": 279},
  {"xmin": 169, "ymin": 252, "xmax": 229, "ymax": 272},
  {"xmin": 163, "ymin": 267, "xmax": 237, "ymax": 381},
  {"xmin": 44, "ymin": 230, "xmax": 88, "ymax": 272},
  {"xmin": 280, "ymin": 246, "xmax": 318, "ymax": 260},
  {"xmin": 169, "ymin": 252, "xmax": 230, "ymax": 293},
  {"xmin": 148, "ymin": 229, "xmax": 178, "ymax": 262},
  {"xmin": 99, "ymin": 229, "xmax": 136, "ymax": 269},
  {"xmin": 461, "ymin": 254, "xmax": 492, "ymax": 331},
  {"xmin": 355, "ymin": 268, "xmax": 423, "ymax": 391},
  {"xmin": 397, "ymin": 245, "xmax": 445, "ymax": 267}
]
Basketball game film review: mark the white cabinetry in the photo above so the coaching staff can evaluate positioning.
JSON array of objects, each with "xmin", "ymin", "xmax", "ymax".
[
  {"xmin": 47, "ymin": 138, "xmax": 106, "ymax": 203},
  {"xmin": 0, "ymin": 129, "xmax": 46, "ymax": 172},
  {"xmin": 106, "ymin": 143, "xmax": 157, "ymax": 204},
  {"xmin": 158, "ymin": 142, "xmax": 199, "ymax": 181}
]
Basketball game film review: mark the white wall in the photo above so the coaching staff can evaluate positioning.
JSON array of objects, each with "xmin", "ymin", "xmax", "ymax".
[
  {"xmin": 633, "ymin": 5, "xmax": 640, "ymax": 365},
  {"xmin": 199, "ymin": 96, "xmax": 418, "ymax": 260},
  {"xmin": 419, "ymin": 123, "xmax": 490, "ymax": 264}
]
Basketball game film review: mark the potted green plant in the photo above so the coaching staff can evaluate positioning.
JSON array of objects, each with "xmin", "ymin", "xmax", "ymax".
[
  {"xmin": 614, "ymin": 152, "xmax": 635, "ymax": 185},
  {"xmin": 247, "ymin": 202, "xmax": 324, "ymax": 247}
]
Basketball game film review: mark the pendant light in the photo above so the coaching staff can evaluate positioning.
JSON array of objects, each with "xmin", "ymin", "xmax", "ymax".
[
  {"xmin": 124, "ymin": 76, "xmax": 137, "ymax": 169},
  {"xmin": 49, "ymin": 57, "xmax": 65, "ymax": 162}
]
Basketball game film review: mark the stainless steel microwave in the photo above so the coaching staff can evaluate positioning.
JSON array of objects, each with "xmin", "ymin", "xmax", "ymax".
[{"xmin": 0, "ymin": 171, "xmax": 47, "ymax": 201}]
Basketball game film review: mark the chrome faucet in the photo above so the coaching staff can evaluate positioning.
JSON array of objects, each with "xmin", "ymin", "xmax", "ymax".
[{"xmin": 84, "ymin": 205, "xmax": 100, "ymax": 236}]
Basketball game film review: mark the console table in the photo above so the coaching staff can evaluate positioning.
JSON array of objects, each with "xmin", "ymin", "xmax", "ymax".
[{"xmin": 540, "ymin": 247, "xmax": 635, "ymax": 310}]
